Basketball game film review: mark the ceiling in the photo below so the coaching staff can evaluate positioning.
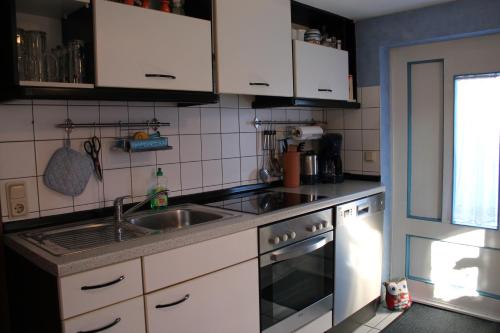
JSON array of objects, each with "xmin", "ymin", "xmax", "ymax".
[{"xmin": 296, "ymin": 0, "xmax": 456, "ymax": 20}]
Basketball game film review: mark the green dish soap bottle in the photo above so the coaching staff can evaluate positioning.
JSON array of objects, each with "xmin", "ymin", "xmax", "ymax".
[{"xmin": 150, "ymin": 168, "xmax": 168, "ymax": 210}]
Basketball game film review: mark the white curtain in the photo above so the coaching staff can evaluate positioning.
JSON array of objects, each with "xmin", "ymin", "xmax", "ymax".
[{"xmin": 453, "ymin": 74, "xmax": 500, "ymax": 229}]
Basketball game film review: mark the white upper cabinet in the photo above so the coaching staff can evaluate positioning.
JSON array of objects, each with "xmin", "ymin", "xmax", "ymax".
[
  {"xmin": 214, "ymin": 0, "xmax": 294, "ymax": 96},
  {"xmin": 293, "ymin": 40, "xmax": 349, "ymax": 100},
  {"xmin": 93, "ymin": 0, "xmax": 213, "ymax": 92}
]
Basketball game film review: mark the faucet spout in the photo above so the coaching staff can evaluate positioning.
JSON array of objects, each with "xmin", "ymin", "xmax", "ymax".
[{"xmin": 113, "ymin": 190, "xmax": 169, "ymax": 226}]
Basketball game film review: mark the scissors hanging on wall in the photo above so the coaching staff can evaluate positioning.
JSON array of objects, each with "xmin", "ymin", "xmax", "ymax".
[{"xmin": 84, "ymin": 136, "xmax": 103, "ymax": 181}]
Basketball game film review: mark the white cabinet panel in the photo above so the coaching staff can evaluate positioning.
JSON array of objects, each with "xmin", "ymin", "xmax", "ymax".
[
  {"xmin": 63, "ymin": 297, "xmax": 146, "ymax": 333},
  {"xmin": 214, "ymin": 0, "xmax": 293, "ymax": 96},
  {"xmin": 145, "ymin": 259, "xmax": 260, "ymax": 333},
  {"xmin": 58, "ymin": 259, "xmax": 143, "ymax": 319},
  {"xmin": 142, "ymin": 228, "xmax": 257, "ymax": 292},
  {"xmin": 94, "ymin": 0, "xmax": 212, "ymax": 92},
  {"xmin": 294, "ymin": 41, "xmax": 349, "ymax": 100}
]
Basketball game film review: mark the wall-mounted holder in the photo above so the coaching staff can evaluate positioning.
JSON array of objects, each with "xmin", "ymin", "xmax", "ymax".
[{"xmin": 253, "ymin": 117, "xmax": 326, "ymax": 129}]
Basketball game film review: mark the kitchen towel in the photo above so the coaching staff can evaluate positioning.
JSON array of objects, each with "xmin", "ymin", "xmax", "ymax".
[{"xmin": 292, "ymin": 126, "xmax": 324, "ymax": 140}]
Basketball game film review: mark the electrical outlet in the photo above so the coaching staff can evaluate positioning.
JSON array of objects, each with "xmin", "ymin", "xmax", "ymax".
[{"xmin": 6, "ymin": 182, "xmax": 28, "ymax": 218}]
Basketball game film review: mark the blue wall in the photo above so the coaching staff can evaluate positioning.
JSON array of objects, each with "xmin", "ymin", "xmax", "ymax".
[{"xmin": 356, "ymin": 0, "xmax": 500, "ymax": 87}]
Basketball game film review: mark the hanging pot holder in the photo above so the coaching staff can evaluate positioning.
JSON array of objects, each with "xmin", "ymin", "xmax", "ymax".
[{"xmin": 43, "ymin": 140, "xmax": 94, "ymax": 196}]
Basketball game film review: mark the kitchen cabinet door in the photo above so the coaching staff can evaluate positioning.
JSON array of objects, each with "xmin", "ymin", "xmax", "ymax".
[
  {"xmin": 146, "ymin": 259, "xmax": 259, "ymax": 333},
  {"xmin": 94, "ymin": 0, "xmax": 212, "ymax": 92},
  {"xmin": 214, "ymin": 0, "xmax": 293, "ymax": 96},
  {"xmin": 294, "ymin": 40, "xmax": 349, "ymax": 100}
]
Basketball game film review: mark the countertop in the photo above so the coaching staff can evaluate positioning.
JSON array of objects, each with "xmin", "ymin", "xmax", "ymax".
[{"xmin": 4, "ymin": 180, "xmax": 385, "ymax": 277}]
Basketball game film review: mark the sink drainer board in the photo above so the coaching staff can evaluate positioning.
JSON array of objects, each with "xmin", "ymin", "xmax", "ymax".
[{"xmin": 22, "ymin": 222, "xmax": 149, "ymax": 256}]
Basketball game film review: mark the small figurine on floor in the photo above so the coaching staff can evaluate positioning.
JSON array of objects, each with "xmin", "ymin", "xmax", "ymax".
[{"xmin": 384, "ymin": 278, "xmax": 412, "ymax": 311}]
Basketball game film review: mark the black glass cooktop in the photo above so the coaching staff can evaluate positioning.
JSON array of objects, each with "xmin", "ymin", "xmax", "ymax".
[{"xmin": 202, "ymin": 190, "xmax": 326, "ymax": 215}]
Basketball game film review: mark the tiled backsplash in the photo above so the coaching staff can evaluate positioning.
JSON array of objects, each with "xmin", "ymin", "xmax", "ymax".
[
  {"xmin": 0, "ymin": 95, "xmax": 326, "ymax": 222},
  {"xmin": 326, "ymin": 86, "xmax": 381, "ymax": 175}
]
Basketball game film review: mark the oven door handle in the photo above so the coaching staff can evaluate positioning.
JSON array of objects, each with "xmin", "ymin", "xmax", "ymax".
[{"xmin": 270, "ymin": 234, "xmax": 332, "ymax": 263}]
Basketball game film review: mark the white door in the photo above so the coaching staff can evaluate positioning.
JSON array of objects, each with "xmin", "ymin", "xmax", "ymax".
[
  {"xmin": 390, "ymin": 33, "xmax": 500, "ymax": 321},
  {"xmin": 214, "ymin": 0, "xmax": 294, "ymax": 96}
]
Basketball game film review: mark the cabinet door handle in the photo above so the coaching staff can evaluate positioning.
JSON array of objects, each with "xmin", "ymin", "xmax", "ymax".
[
  {"xmin": 77, "ymin": 318, "xmax": 121, "ymax": 333},
  {"xmin": 249, "ymin": 82, "xmax": 270, "ymax": 87},
  {"xmin": 318, "ymin": 88, "xmax": 332, "ymax": 92},
  {"xmin": 81, "ymin": 275, "xmax": 125, "ymax": 291},
  {"xmin": 145, "ymin": 73, "xmax": 176, "ymax": 79},
  {"xmin": 156, "ymin": 294, "xmax": 190, "ymax": 309}
]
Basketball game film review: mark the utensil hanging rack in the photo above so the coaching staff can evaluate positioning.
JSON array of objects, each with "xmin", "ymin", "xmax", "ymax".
[
  {"xmin": 253, "ymin": 117, "xmax": 326, "ymax": 129},
  {"xmin": 56, "ymin": 118, "xmax": 170, "ymax": 131}
]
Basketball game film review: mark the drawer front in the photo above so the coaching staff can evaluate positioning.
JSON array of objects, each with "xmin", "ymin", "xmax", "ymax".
[
  {"xmin": 94, "ymin": 0, "xmax": 213, "ymax": 92},
  {"xmin": 63, "ymin": 297, "xmax": 146, "ymax": 333},
  {"xmin": 143, "ymin": 228, "xmax": 258, "ymax": 293},
  {"xmin": 59, "ymin": 259, "xmax": 143, "ymax": 319},
  {"xmin": 294, "ymin": 40, "xmax": 349, "ymax": 100},
  {"xmin": 145, "ymin": 259, "xmax": 259, "ymax": 333}
]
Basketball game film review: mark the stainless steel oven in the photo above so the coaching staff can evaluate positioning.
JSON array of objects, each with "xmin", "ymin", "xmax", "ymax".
[{"xmin": 259, "ymin": 209, "xmax": 334, "ymax": 333}]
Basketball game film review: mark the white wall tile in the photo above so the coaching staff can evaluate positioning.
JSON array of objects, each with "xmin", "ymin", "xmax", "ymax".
[
  {"xmin": 180, "ymin": 135, "xmax": 201, "ymax": 162},
  {"xmin": 74, "ymin": 176, "xmax": 103, "ymax": 206},
  {"xmin": 179, "ymin": 108, "xmax": 201, "ymax": 134},
  {"xmin": 345, "ymin": 150, "xmax": 363, "ymax": 172},
  {"xmin": 40, "ymin": 207, "xmax": 73, "ymax": 217},
  {"xmin": 101, "ymin": 138, "xmax": 130, "ymax": 170},
  {"xmin": 239, "ymin": 95, "xmax": 254, "ymax": 108},
  {"xmin": 103, "ymin": 168, "xmax": 131, "ymax": 201},
  {"xmin": 241, "ymin": 156, "xmax": 257, "ymax": 181},
  {"xmin": 204, "ymin": 185, "xmax": 223, "ymax": 192},
  {"xmin": 130, "ymin": 150, "xmax": 156, "ymax": 167},
  {"xmin": 363, "ymin": 151, "xmax": 380, "ymax": 174},
  {"xmin": 363, "ymin": 130, "xmax": 380, "ymax": 150},
  {"xmin": 68, "ymin": 105, "xmax": 99, "ymax": 139},
  {"xmin": 220, "ymin": 94, "xmax": 238, "ymax": 108},
  {"xmin": 181, "ymin": 161, "xmax": 202, "ymax": 190},
  {"xmin": 222, "ymin": 133, "xmax": 240, "ymax": 158},
  {"xmin": 239, "ymin": 108, "xmax": 256, "ymax": 132},
  {"xmin": 37, "ymin": 177, "xmax": 73, "ymax": 211},
  {"xmin": 327, "ymin": 109, "xmax": 344, "ymax": 130},
  {"xmin": 155, "ymin": 107, "xmax": 179, "ymax": 135},
  {"xmin": 222, "ymin": 158, "xmax": 240, "ymax": 184},
  {"xmin": 201, "ymin": 134, "xmax": 222, "ymax": 160},
  {"xmin": 240, "ymin": 133, "xmax": 257, "ymax": 156},
  {"xmin": 202, "ymin": 160, "xmax": 222, "ymax": 186},
  {"xmin": 99, "ymin": 105, "xmax": 128, "ymax": 138},
  {"xmin": 286, "ymin": 109, "xmax": 300, "ymax": 121},
  {"xmin": 158, "ymin": 163, "xmax": 181, "ymax": 192},
  {"xmin": 182, "ymin": 188, "xmax": 203, "ymax": 195},
  {"xmin": 201, "ymin": 108, "xmax": 221, "ymax": 133},
  {"xmin": 131, "ymin": 166, "xmax": 156, "ymax": 197},
  {"xmin": 156, "ymin": 135, "xmax": 179, "ymax": 164},
  {"xmin": 33, "ymin": 105, "xmax": 68, "ymax": 140},
  {"xmin": 362, "ymin": 108, "xmax": 380, "ymax": 130},
  {"xmin": 223, "ymin": 181, "xmax": 241, "ymax": 189},
  {"xmin": 0, "ymin": 142, "xmax": 36, "ymax": 179},
  {"xmin": 362, "ymin": 86, "xmax": 381, "ymax": 108},
  {"xmin": 128, "ymin": 106, "xmax": 155, "ymax": 137},
  {"xmin": 344, "ymin": 109, "xmax": 362, "ymax": 129},
  {"xmin": 256, "ymin": 109, "xmax": 271, "ymax": 132},
  {"xmin": 221, "ymin": 108, "xmax": 239, "ymax": 133},
  {"xmin": 35, "ymin": 140, "xmax": 64, "ymax": 175},
  {"xmin": 33, "ymin": 99, "xmax": 67, "ymax": 106},
  {"xmin": 344, "ymin": 130, "xmax": 362, "ymax": 150},
  {"xmin": 0, "ymin": 104, "xmax": 34, "ymax": 142}
]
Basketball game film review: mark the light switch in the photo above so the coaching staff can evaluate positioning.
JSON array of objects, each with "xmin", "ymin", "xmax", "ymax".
[
  {"xmin": 364, "ymin": 151, "xmax": 376, "ymax": 162},
  {"xmin": 6, "ymin": 182, "xmax": 28, "ymax": 218}
]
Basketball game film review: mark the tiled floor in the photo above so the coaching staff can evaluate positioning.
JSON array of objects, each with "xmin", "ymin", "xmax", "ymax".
[{"xmin": 351, "ymin": 306, "xmax": 403, "ymax": 333}]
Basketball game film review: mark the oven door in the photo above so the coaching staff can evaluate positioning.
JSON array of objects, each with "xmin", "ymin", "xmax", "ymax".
[{"xmin": 259, "ymin": 231, "xmax": 334, "ymax": 333}]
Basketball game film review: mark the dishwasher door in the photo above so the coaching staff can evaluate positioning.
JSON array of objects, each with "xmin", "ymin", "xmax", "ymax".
[{"xmin": 334, "ymin": 193, "xmax": 385, "ymax": 326}]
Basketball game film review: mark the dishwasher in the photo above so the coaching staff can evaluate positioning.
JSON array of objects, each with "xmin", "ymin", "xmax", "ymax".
[{"xmin": 333, "ymin": 193, "xmax": 385, "ymax": 329}]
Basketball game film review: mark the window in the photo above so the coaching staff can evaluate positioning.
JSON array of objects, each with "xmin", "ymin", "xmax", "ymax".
[{"xmin": 452, "ymin": 73, "xmax": 500, "ymax": 229}]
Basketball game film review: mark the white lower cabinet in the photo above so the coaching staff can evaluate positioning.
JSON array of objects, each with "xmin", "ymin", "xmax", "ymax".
[
  {"xmin": 145, "ymin": 259, "xmax": 260, "ymax": 333},
  {"xmin": 62, "ymin": 297, "xmax": 146, "ymax": 333}
]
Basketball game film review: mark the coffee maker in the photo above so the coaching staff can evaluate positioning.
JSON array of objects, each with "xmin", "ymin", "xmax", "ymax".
[{"xmin": 319, "ymin": 134, "xmax": 344, "ymax": 183}]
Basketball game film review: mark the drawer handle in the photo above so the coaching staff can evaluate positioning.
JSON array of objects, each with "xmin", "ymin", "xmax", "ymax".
[
  {"xmin": 156, "ymin": 294, "xmax": 190, "ymax": 309},
  {"xmin": 249, "ymin": 82, "xmax": 270, "ymax": 87},
  {"xmin": 318, "ymin": 88, "xmax": 333, "ymax": 92},
  {"xmin": 81, "ymin": 275, "xmax": 125, "ymax": 291},
  {"xmin": 145, "ymin": 73, "xmax": 176, "ymax": 79},
  {"xmin": 77, "ymin": 317, "xmax": 121, "ymax": 333}
]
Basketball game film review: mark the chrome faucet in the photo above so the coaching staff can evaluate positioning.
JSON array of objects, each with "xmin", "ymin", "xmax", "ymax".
[{"xmin": 113, "ymin": 189, "xmax": 169, "ymax": 226}]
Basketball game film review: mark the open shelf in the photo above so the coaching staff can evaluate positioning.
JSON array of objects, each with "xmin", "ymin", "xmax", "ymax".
[
  {"xmin": 20, "ymin": 81, "xmax": 94, "ymax": 89},
  {"xmin": 16, "ymin": 0, "xmax": 89, "ymax": 18}
]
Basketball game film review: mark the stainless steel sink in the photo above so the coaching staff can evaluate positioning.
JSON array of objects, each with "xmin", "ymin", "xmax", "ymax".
[
  {"xmin": 22, "ymin": 221, "xmax": 152, "ymax": 256},
  {"xmin": 126, "ymin": 205, "xmax": 236, "ymax": 231}
]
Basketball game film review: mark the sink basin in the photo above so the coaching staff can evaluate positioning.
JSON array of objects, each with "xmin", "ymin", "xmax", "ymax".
[{"xmin": 127, "ymin": 207, "xmax": 232, "ymax": 231}]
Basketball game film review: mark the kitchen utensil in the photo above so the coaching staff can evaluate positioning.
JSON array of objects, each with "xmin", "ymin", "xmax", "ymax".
[
  {"xmin": 44, "ymin": 135, "xmax": 93, "ymax": 196},
  {"xmin": 84, "ymin": 136, "xmax": 103, "ymax": 181},
  {"xmin": 260, "ymin": 128, "xmax": 272, "ymax": 183}
]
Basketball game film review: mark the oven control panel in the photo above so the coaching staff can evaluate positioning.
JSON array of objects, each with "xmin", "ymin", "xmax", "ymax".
[{"xmin": 259, "ymin": 208, "xmax": 333, "ymax": 253}]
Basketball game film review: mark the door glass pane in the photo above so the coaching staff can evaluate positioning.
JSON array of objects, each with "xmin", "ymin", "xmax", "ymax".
[{"xmin": 453, "ymin": 73, "xmax": 500, "ymax": 229}]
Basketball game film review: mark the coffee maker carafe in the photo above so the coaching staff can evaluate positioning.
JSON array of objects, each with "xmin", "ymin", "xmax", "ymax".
[{"xmin": 319, "ymin": 134, "xmax": 344, "ymax": 183}]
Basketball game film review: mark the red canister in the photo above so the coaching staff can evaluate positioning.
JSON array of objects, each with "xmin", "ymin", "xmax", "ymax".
[{"xmin": 283, "ymin": 151, "xmax": 301, "ymax": 188}]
